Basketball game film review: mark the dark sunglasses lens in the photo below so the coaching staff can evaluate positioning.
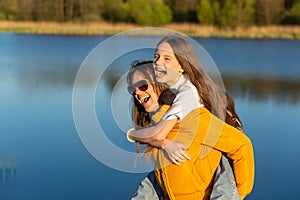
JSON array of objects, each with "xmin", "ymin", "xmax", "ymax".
[
  {"xmin": 127, "ymin": 80, "xmax": 149, "ymax": 95},
  {"xmin": 138, "ymin": 84, "xmax": 148, "ymax": 92}
]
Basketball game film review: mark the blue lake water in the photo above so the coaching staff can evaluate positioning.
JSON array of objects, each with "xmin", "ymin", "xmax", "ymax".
[{"xmin": 0, "ymin": 32, "xmax": 300, "ymax": 200}]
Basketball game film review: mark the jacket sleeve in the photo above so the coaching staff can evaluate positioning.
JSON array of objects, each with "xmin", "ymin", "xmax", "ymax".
[{"xmin": 212, "ymin": 116, "xmax": 255, "ymax": 199}]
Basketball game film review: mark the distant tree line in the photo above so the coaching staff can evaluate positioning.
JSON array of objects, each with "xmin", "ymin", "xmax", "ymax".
[{"xmin": 0, "ymin": 0, "xmax": 299, "ymax": 27}]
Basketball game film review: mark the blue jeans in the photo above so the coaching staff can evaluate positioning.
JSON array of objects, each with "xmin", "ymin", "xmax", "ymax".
[{"xmin": 132, "ymin": 155, "xmax": 239, "ymax": 200}]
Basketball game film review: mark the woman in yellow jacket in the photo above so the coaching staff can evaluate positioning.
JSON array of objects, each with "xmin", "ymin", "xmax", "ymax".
[{"xmin": 127, "ymin": 36, "xmax": 255, "ymax": 199}]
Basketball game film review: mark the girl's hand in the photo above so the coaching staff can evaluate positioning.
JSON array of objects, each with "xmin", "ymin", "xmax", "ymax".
[{"xmin": 161, "ymin": 139, "xmax": 191, "ymax": 165}]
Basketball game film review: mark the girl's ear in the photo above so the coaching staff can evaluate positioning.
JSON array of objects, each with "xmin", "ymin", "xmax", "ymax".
[{"xmin": 179, "ymin": 68, "xmax": 184, "ymax": 73}]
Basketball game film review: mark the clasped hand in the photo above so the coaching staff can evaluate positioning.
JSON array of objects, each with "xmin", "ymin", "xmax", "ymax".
[{"xmin": 162, "ymin": 139, "xmax": 191, "ymax": 165}]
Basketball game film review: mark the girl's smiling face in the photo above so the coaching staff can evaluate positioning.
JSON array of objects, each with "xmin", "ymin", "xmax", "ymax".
[
  {"xmin": 132, "ymin": 70, "xmax": 159, "ymax": 112},
  {"xmin": 153, "ymin": 42, "xmax": 183, "ymax": 86}
]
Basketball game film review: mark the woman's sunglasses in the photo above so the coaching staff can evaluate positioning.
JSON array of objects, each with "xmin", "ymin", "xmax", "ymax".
[{"xmin": 127, "ymin": 80, "xmax": 149, "ymax": 95}]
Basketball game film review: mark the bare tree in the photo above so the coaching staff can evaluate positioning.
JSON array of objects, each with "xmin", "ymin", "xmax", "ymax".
[{"xmin": 256, "ymin": 0, "xmax": 285, "ymax": 25}]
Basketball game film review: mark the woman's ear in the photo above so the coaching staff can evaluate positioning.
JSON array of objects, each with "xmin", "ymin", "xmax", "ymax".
[{"xmin": 179, "ymin": 68, "xmax": 184, "ymax": 73}]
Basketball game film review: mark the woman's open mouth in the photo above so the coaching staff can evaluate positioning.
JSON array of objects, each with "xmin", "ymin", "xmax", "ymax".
[{"xmin": 139, "ymin": 95, "xmax": 150, "ymax": 105}]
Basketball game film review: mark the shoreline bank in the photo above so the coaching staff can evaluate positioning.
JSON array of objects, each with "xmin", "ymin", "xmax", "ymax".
[{"xmin": 1, "ymin": 21, "xmax": 300, "ymax": 39}]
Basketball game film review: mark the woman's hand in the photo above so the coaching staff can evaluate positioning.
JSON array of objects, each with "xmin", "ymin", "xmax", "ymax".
[{"xmin": 161, "ymin": 139, "xmax": 191, "ymax": 165}]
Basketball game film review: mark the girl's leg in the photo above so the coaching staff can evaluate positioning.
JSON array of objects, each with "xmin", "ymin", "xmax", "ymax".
[
  {"xmin": 131, "ymin": 171, "xmax": 164, "ymax": 200},
  {"xmin": 210, "ymin": 155, "xmax": 240, "ymax": 200}
]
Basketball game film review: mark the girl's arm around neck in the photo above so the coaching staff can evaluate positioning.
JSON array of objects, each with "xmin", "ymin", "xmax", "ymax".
[{"xmin": 128, "ymin": 118, "xmax": 177, "ymax": 144}]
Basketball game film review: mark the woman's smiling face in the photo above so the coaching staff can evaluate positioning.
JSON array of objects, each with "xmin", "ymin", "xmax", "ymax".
[{"xmin": 132, "ymin": 70, "xmax": 159, "ymax": 112}]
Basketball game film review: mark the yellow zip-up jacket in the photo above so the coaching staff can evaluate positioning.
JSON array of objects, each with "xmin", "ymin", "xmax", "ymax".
[{"xmin": 151, "ymin": 106, "xmax": 255, "ymax": 200}]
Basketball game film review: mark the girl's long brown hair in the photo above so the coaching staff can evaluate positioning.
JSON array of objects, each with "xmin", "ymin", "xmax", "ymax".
[{"xmin": 157, "ymin": 36, "xmax": 243, "ymax": 130}]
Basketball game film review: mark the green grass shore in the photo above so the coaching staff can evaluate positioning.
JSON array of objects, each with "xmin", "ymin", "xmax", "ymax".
[{"xmin": 1, "ymin": 21, "xmax": 300, "ymax": 39}]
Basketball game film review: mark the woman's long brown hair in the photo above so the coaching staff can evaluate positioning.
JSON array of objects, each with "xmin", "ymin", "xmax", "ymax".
[
  {"xmin": 127, "ymin": 61, "xmax": 168, "ymax": 128},
  {"xmin": 157, "ymin": 36, "xmax": 243, "ymax": 130},
  {"xmin": 127, "ymin": 61, "xmax": 168, "ymax": 160}
]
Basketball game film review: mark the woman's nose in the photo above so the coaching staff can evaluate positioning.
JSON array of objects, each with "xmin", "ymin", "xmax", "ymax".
[
  {"xmin": 134, "ymin": 91, "xmax": 144, "ymax": 102},
  {"xmin": 134, "ymin": 88, "xmax": 143, "ymax": 96}
]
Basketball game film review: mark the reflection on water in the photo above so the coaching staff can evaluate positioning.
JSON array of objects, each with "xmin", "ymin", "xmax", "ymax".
[
  {"xmin": 0, "ymin": 154, "xmax": 19, "ymax": 200},
  {"xmin": 10, "ymin": 62, "xmax": 300, "ymax": 106},
  {"xmin": 223, "ymin": 74, "xmax": 300, "ymax": 105},
  {"xmin": 15, "ymin": 68, "xmax": 76, "ymax": 92}
]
